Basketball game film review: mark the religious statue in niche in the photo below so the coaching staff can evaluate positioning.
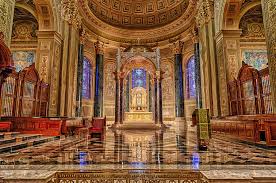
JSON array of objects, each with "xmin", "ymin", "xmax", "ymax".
[
  {"xmin": 130, "ymin": 87, "xmax": 147, "ymax": 112},
  {"xmin": 104, "ymin": 63, "xmax": 115, "ymax": 100}
]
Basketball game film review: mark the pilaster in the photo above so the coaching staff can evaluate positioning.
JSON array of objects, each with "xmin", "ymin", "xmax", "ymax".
[
  {"xmin": 36, "ymin": 31, "xmax": 63, "ymax": 116},
  {"xmin": 0, "ymin": 0, "xmax": 15, "ymax": 46},
  {"xmin": 261, "ymin": 0, "xmax": 276, "ymax": 111},
  {"xmin": 215, "ymin": 29, "xmax": 242, "ymax": 116}
]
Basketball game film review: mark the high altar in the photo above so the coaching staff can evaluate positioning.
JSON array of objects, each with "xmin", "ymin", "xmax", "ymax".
[{"xmin": 125, "ymin": 87, "xmax": 153, "ymax": 122}]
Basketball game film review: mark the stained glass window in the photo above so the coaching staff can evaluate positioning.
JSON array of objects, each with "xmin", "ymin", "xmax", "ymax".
[
  {"xmin": 186, "ymin": 56, "xmax": 196, "ymax": 99},
  {"xmin": 132, "ymin": 68, "xmax": 146, "ymax": 89},
  {"xmin": 82, "ymin": 57, "xmax": 92, "ymax": 99}
]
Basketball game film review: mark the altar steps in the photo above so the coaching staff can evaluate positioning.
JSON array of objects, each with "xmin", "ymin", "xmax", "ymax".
[{"xmin": 0, "ymin": 132, "xmax": 59, "ymax": 153}]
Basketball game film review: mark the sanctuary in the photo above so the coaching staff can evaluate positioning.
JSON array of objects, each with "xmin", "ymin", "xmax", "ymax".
[{"xmin": 0, "ymin": 0, "xmax": 276, "ymax": 182}]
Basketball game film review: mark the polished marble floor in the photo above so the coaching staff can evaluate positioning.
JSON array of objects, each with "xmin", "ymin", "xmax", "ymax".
[{"xmin": 0, "ymin": 122, "xmax": 276, "ymax": 168}]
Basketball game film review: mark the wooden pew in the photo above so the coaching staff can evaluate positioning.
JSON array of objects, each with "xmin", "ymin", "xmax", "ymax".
[
  {"xmin": 1, "ymin": 117, "xmax": 62, "ymax": 136},
  {"xmin": 211, "ymin": 115, "xmax": 276, "ymax": 146}
]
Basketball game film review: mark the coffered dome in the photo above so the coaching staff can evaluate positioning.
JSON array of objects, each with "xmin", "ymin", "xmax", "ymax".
[
  {"xmin": 79, "ymin": 0, "xmax": 197, "ymax": 44},
  {"xmin": 87, "ymin": 0, "xmax": 189, "ymax": 29}
]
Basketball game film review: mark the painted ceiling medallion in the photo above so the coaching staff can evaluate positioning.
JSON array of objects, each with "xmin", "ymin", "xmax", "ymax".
[{"xmin": 88, "ymin": 0, "xmax": 189, "ymax": 29}]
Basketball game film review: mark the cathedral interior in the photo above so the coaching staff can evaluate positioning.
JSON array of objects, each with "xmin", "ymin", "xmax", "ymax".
[{"xmin": 0, "ymin": 0, "xmax": 276, "ymax": 182}]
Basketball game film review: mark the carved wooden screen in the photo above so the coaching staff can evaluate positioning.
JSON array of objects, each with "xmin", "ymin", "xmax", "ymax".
[
  {"xmin": 228, "ymin": 80, "xmax": 239, "ymax": 115},
  {"xmin": 1, "ymin": 72, "xmax": 18, "ymax": 116},
  {"xmin": 19, "ymin": 65, "xmax": 40, "ymax": 116},
  {"xmin": 228, "ymin": 63, "xmax": 273, "ymax": 116},
  {"xmin": 0, "ymin": 64, "xmax": 50, "ymax": 117},
  {"xmin": 238, "ymin": 65, "xmax": 260, "ymax": 115},
  {"xmin": 259, "ymin": 68, "xmax": 273, "ymax": 114},
  {"xmin": 38, "ymin": 82, "xmax": 49, "ymax": 116}
]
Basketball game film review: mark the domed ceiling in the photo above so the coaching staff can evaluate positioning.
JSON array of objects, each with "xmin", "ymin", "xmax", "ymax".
[
  {"xmin": 78, "ymin": 0, "xmax": 197, "ymax": 44},
  {"xmin": 88, "ymin": 0, "xmax": 189, "ymax": 29}
]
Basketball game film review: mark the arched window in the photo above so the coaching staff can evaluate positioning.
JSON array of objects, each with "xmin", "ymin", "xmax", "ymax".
[
  {"xmin": 186, "ymin": 56, "xmax": 196, "ymax": 99},
  {"xmin": 132, "ymin": 68, "xmax": 146, "ymax": 89},
  {"xmin": 82, "ymin": 57, "xmax": 92, "ymax": 99}
]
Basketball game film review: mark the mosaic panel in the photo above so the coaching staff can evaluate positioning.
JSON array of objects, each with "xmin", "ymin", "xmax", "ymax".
[
  {"xmin": 12, "ymin": 51, "xmax": 35, "ymax": 72},
  {"xmin": 242, "ymin": 50, "xmax": 268, "ymax": 70}
]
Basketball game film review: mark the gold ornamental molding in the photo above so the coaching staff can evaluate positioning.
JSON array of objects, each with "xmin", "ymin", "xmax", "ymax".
[
  {"xmin": 48, "ymin": 170, "xmax": 208, "ymax": 183},
  {"xmin": 78, "ymin": 0, "xmax": 197, "ymax": 44}
]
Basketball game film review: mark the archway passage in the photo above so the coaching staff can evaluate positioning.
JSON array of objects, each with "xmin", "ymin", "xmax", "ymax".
[{"xmin": 113, "ymin": 54, "xmax": 163, "ymax": 129}]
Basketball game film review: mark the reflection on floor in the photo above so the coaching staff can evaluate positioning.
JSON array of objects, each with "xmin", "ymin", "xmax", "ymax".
[
  {"xmin": 0, "ymin": 121, "xmax": 276, "ymax": 182},
  {"xmin": 0, "ymin": 126, "xmax": 276, "ymax": 166}
]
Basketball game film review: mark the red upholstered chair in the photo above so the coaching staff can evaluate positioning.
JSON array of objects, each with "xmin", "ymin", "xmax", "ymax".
[
  {"xmin": 89, "ymin": 117, "xmax": 106, "ymax": 141},
  {"xmin": 0, "ymin": 122, "xmax": 12, "ymax": 132}
]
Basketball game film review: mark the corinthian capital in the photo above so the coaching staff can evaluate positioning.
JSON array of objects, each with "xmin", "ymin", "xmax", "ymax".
[
  {"xmin": 173, "ymin": 41, "xmax": 184, "ymax": 54},
  {"xmin": 60, "ymin": 0, "xmax": 82, "ymax": 29},
  {"xmin": 195, "ymin": 0, "xmax": 213, "ymax": 28},
  {"xmin": 94, "ymin": 41, "xmax": 104, "ymax": 55},
  {"xmin": 79, "ymin": 28, "xmax": 87, "ymax": 45}
]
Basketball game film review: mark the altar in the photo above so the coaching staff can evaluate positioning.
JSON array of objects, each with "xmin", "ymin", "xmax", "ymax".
[
  {"xmin": 124, "ymin": 86, "xmax": 154, "ymax": 124},
  {"xmin": 125, "ymin": 112, "xmax": 153, "ymax": 122}
]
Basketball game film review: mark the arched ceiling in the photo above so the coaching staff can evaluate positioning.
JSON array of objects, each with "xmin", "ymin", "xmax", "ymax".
[
  {"xmin": 88, "ymin": 0, "xmax": 189, "ymax": 29},
  {"xmin": 78, "ymin": 0, "xmax": 197, "ymax": 45}
]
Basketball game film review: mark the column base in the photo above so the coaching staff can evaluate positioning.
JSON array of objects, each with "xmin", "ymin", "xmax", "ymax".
[
  {"xmin": 156, "ymin": 123, "xmax": 168, "ymax": 129},
  {"xmin": 111, "ymin": 123, "xmax": 122, "ymax": 129}
]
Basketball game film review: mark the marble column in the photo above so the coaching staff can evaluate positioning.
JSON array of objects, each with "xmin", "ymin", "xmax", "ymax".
[
  {"xmin": 173, "ymin": 41, "xmax": 185, "ymax": 119},
  {"xmin": 261, "ymin": 0, "xmax": 276, "ymax": 111},
  {"xmin": 0, "ymin": 0, "xmax": 15, "ymax": 46},
  {"xmin": 149, "ymin": 75, "xmax": 152, "ymax": 112},
  {"xmin": 194, "ymin": 34, "xmax": 203, "ymax": 109},
  {"xmin": 93, "ymin": 41, "xmax": 104, "ymax": 117},
  {"xmin": 119, "ymin": 77, "xmax": 124, "ymax": 124},
  {"xmin": 59, "ymin": 0, "xmax": 82, "ymax": 117},
  {"xmin": 154, "ymin": 78, "xmax": 158, "ymax": 124},
  {"xmin": 156, "ymin": 73, "xmax": 163, "ymax": 124},
  {"xmin": 125, "ymin": 75, "xmax": 130, "ymax": 112},
  {"xmin": 75, "ymin": 30, "xmax": 86, "ymax": 117},
  {"xmin": 114, "ymin": 72, "xmax": 120, "ymax": 125}
]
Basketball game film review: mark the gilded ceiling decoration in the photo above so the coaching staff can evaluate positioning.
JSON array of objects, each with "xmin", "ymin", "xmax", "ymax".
[
  {"xmin": 240, "ymin": 0, "xmax": 260, "ymax": 10},
  {"xmin": 12, "ymin": 7, "xmax": 38, "ymax": 40},
  {"xmin": 239, "ymin": 5, "xmax": 265, "ymax": 40},
  {"xmin": 88, "ymin": 0, "xmax": 189, "ymax": 29},
  {"xmin": 78, "ymin": 0, "xmax": 197, "ymax": 44},
  {"xmin": 16, "ymin": 0, "xmax": 36, "ymax": 9}
]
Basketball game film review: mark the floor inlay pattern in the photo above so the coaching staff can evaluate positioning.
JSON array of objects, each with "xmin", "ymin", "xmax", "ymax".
[{"xmin": 0, "ymin": 127, "xmax": 276, "ymax": 167}]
